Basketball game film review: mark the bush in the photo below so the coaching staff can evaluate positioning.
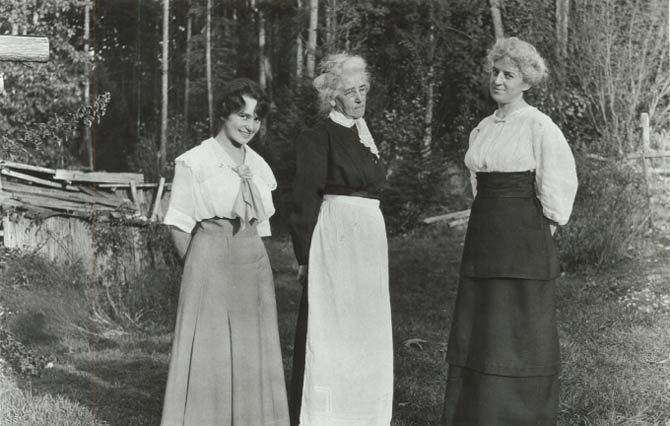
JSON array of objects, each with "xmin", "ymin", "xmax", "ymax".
[
  {"xmin": 91, "ymin": 221, "xmax": 181, "ymax": 331},
  {"xmin": 0, "ymin": 221, "xmax": 182, "ymax": 353},
  {"xmin": 557, "ymin": 155, "xmax": 648, "ymax": 270}
]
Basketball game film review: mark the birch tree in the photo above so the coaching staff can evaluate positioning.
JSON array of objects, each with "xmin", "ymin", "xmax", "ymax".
[
  {"xmin": 184, "ymin": 8, "xmax": 192, "ymax": 125},
  {"xmin": 83, "ymin": 0, "xmax": 93, "ymax": 170},
  {"xmin": 555, "ymin": 0, "xmax": 569, "ymax": 58},
  {"xmin": 489, "ymin": 0, "xmax": 504, "ymax": 39},
  {"xmin": 206, "ymin": 0, "xmax": 213, "ymax": 135},
  {"xmin": 306, "ymin": 0, "xmax": 318, "ymax": 78},
  {"xmin": 296, "ymin": 0, "xmax": 304, "ymax": 77},
  {"xmin": 159, "ymin": 0, "xmax": 169, "ymax": 170}
]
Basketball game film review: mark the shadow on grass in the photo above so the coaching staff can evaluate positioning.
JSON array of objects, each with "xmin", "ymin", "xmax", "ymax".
[{"xmin": 21, "ymin": 354, "xmax": 167, "ymax": 426}]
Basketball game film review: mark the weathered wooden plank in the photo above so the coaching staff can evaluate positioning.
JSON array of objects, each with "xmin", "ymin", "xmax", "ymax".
[
  {"xmin": 626, "ymin": 150, "xmax": 670, "ymax": 160},
  {"xmin": 2, "ymin": 179, "xmax": 127, "ymax": 208},
  {"xmin": 54, "ymin": 169, "xmax": 144, "ymax": 184},
  {"xmin": 77, "ymin": 184, "xmax": 133, "ymax": 205},
  {"xmin": 9, "ymin": 192, "xmax": 114, "ymax": 214},
  {"xmin": 98, "ymin": 182, "xmax": 172, "ymax": 189},
  {"xmin": 1, "ymin": 169, "xmax": 79, "ymax": 191},
  {"xmin": 422, "ymin": 209, "xmax": 471, "ymax": 224},
  {"xmin": 0, "ymin": 191, "xmax": 55, "ymax": 216},
  {"xmin": 0, "ymin": 160, "xmax": 56, "ymax": 175},
  {"xmin": 0, "ymin": 36, "xmax": 49, "ymax": 62}
]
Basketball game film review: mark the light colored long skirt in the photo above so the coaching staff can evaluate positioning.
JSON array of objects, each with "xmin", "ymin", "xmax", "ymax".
[
  {"xmin": 161, "ymin": 218, "xmax": 289, "ymax": 426},
  {"xmin": 300, "ymin": 195, "xmax": 394, "ymax": 425}
]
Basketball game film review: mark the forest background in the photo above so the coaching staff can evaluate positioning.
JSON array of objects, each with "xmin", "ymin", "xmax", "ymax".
[
  {"xmin": 2, "ymin": 0, "xmax": 668, "ymax": 250},
  {"xmin": 1, "ymin": 0, "xmax": 670, "ymax": 424}
]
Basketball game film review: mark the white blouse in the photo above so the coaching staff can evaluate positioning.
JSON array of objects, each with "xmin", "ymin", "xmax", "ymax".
[
  {"xmin": 464, "ymin": 106, "xmax": 578, "ymax": 225},
  {"xmin": 163, "ymin": 138, "xmax": 277, "ymax": 236}
]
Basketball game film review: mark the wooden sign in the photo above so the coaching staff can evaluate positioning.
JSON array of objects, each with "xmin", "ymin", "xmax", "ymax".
[{"xmin": 0, "ymin": 35, "xmax": 49, "ymax": 62}]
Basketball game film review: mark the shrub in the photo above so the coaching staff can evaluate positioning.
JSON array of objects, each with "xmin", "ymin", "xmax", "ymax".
[
  {"xmin": 91, "ymin": 221, "xmax": 181, "ymax": 331},
  {"xmin": 557, "ymin": 154, "xmax": 648, "ymax": 270}
]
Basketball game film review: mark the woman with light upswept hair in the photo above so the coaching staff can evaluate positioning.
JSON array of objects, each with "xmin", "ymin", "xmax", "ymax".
[
  {"xmin": 288, "ymin": 53, "xmax": 394, "ymax": 425},
  {"xmin": 441, "ymin": 37, "xmax": 577, "ymax": 424}
]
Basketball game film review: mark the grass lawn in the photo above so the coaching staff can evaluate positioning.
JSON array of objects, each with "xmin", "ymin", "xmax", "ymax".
[{"xmin": 1, "ymin": 223, "xmax": 670, "ymax": 425}]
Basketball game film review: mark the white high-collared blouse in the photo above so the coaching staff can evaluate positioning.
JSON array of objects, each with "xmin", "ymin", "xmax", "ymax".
[
  {"xmin": 163, "ymin": 138, "xmax": 277, "ymax": 236},
  {"xmin": 464, "ymin": 106, "xmax": 578, "ymax": 225}
]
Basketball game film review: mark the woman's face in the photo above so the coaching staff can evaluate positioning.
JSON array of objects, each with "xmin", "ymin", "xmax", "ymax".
[
  {"xmin": 221, "ymin": 95, "xmax": 261, "ymax": 146},
  {"xmin": 489, "ymin": 58, "xmax": 530, "ymax": 106},
  {"xmin": 333, "ymin": 74, "xmax": 368, "ymax": 119}
]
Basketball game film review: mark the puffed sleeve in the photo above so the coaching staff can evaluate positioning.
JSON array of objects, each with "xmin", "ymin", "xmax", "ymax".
[
  {"xmin": 289, "ymin": 128, "xmax": 329, "ymax": 265},
  {"xmin": 467, "ymin": 127, "xmax": 480, "ymax": 198},
  {"xmin": 163, "ymin": 160, "xmax": 197, "ymax": 233},
  {"xmin": 532, "ymin": 118, "xmax": 578, "ymax": 225}
]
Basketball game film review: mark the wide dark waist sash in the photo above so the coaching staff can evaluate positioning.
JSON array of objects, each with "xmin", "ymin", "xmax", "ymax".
[
  {"xmin": 324, "ymin": 184, "xmax": 380, "ymax": 199},
  {"xmin": 460, "ymin": 171, "xmax": 559, "ymax": 280},
  {"xmin": 475, "ymin": 170, "xmax": 536, "ymax": 198}
]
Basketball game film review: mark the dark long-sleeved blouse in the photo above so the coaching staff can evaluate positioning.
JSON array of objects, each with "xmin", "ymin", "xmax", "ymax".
[{"xmin": 289, "ymin": 118, "xmax": 387, "ymax": 265}]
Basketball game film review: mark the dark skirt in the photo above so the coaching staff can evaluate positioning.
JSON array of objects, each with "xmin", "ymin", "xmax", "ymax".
[
  {"xmin": 442, "ymin": 277, "xmax": 559, "ymax": 425},
  {"xmin": 442, "ymin": 171, "xmax": 560, "ymax": 425}
]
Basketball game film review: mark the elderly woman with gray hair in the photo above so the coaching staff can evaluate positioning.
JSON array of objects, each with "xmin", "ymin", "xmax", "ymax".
[
  {"xmin": 441, "ymin": 37, "xmax": 578, "ymax": 424},
  {"xmin": 288, "ymin": 53, "xmax": 393, "ymax": 425}
]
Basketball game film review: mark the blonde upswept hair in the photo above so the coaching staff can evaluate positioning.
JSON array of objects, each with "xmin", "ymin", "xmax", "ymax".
[
  {"xmin": 486, "ymin": 37, "xmax": 548, "ymax": 86},
  {"xmin": 313, "ymin": 53, "xmax": 370, "ymax": 113}
]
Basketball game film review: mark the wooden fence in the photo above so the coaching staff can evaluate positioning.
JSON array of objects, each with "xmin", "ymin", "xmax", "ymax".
[{"xmin": 626, "ymin": 112, "xmax": 670, "ymax": 228}]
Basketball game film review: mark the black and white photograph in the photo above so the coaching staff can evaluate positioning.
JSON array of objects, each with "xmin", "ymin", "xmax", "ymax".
[{"xmin": 0, "ymin": 0, "xmax": 669, "ymax": 424}]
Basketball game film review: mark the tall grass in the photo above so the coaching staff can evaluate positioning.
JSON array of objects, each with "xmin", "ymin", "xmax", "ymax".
[{"xmin": 1, "ymin": 223, "xmax": 669, "ymax": 424}]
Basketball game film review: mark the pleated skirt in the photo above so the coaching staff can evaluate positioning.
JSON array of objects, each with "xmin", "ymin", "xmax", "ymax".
[
  {"xmin": 161, "ymin": 218, "xmax": 289, "ymax": 426},
  {"xmin": 299, "ymin": 195, "xmax": 394, "ymax": 425}
]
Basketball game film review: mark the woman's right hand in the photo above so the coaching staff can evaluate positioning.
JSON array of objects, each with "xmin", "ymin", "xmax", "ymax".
[
  {"xmin": 297, "ymin": 264, "xmax": 308, "ymax": 287},
  {"xmin": 170, "ymin": 227, "xmax": 192, "ymax": 261}
]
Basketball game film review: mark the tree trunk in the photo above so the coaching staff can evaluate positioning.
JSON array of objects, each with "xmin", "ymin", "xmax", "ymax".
[
  {"xmin": 422, "ymin": 13, "xmax": 436, "ymax": 159},
  {"xmin": 306, "ymin": 0, "xmax": 318, "ymax": 78},
  {"xmin": 135, "ymin": 0, "xmax": 142, "ymax": 142},
  {"xmin": 159, "ymin": 0, "xmax": 169, "ymax": 172},
  {"xmin": 84, "ymin": 0, "xmax": 93, "ymax": 170},
  {"xmin": 206, "ymin": 0, "xmax": 214, "ymax": 135},
  {"xmin": 258, "ymin": 7, "xmax": 267, "ymax": 90},
  {"xmin": 325, "ymin": 0, "xmax": 334, "ymax": 53},
  {"xmin": 184, "ymin": 13, "xmax": 191, "ymax": 125},
  {"xmin": 555, "ymin": 0, "xmax": 569, "ymax": 58},
  {"xmin": 489, "ymin": 0, "xmax": 504, "ymax": 40},
  {"xmin": 296, "ymin": 0, "xmax": 304, "ymax": 78}
]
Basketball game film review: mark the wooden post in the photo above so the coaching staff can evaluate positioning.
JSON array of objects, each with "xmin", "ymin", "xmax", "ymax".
[
  {"xmin": 0, "ymin": 36, "xmax": 49, "ymax": 62},
  {"xmin": 150, "ymin": 177, "xmax": 166, "ymax": 221},
  {"xmin": 129, "ymin": 181, "xmax": 141, "ymax": 214},
  {"xmin": 641, "ymin": 112, "xmax": 653, "ymax": 228}
]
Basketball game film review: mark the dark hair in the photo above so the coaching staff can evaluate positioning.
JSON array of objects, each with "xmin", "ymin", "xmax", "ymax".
[{"xmin": 216, "ymin": 78, "xmax": 269, "ymax": 123}]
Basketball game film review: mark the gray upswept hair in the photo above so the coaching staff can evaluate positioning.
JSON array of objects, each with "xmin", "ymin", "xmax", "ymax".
[
  {"xmin": 486, "ymin": 37, "xmax": 548, "ymax": 86},
  {"xmin": 313, "ymin": 53, "xmax": 370, "ymax": 113}
]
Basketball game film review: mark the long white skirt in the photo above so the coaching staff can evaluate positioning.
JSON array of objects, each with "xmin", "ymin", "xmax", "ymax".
[{"xmin": 300, "ymin": 195, "xmax": 394, "ymax": 425}]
